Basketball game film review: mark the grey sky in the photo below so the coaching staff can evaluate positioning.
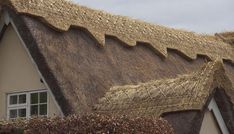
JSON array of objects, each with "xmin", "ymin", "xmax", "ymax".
[{"xmin": 73, "ymin": 0, "xmax": 234, "ymax": 34}]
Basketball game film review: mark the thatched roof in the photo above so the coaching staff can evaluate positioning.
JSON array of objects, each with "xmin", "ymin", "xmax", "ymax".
[
  {"xmin": 0, "ymin": 0, "xmax": 234, "ymax": 62},
  {"xmin": 95, "ymin": 61, "xmax": 234, "ymax": 117},
  {"xmin": 0, "ymin": 0, "xmax": 234, "ymax": 132},
  {"xmin": 215, "ymin": 32, "xmax": 234, "ymax": 46}
]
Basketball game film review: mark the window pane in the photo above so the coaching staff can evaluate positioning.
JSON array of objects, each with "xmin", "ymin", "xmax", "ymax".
[
  {"xmin": 40, "ymin": 92, "xmax": 47, "ymax": 103},
  {"xmin": 30, "ymin": 105, "xmax": 38, "ymax": 116},
  {"xmin": 18, "ymin": 108, "xmax": 26, "ymax": 117},
  {"xmin": 9, "ymin": 109, "xmax": 17, "ymax": 118},
  {"xmin": 39, "ymin": 104, "xmax": 47, "ymax": 115},
  {"xmin": 31, "ymin": 93, "xmax": 38, "ymax": 104},
  {"xmin": 19, "ymin": 94, "xmax": 26, "ymax": 104},
  {"xmin": 10, "ymin": 95, "xmax": 18, "ymax": 105}
]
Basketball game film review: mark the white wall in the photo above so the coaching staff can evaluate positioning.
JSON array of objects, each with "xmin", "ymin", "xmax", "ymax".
[
  {"xmin": 0, "ymin": 25, "xmax": 62, "ymax": 119},
  {"xmin": 200, "ymin": 110, "xmax": 222, "ymax": 134}
]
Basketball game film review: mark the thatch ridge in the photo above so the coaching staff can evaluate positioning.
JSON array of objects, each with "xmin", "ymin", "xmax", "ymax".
[
  {"xmin": 95, "ymin": 61, "xmax": 234, "ymax": 117},
  {"xmin": 0, "ymin": 0, "xmax": 233, "ymax": 62}
]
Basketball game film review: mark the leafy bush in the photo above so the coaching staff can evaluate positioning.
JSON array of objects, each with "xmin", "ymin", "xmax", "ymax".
[{"xmin": 0, "ymin": 114, "xmax": 174, "ymax": 134}]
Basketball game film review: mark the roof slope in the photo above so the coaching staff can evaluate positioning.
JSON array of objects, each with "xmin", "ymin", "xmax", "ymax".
[
  {"xmin": 6, "ymin": 9, "xmax": 210, "ymax": 115},
  {"xmin": 1, "ymin": 0, "xmax": 234, "ymax": 61},
  {"xmin": 95, "ymin": 61, "xmax": 234, "ymax": 117},
  {"xmin": 215, "ymin": 32, "xmax": 234, "ymax": 46}
]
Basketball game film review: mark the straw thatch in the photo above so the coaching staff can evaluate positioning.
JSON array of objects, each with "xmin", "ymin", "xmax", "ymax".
[
  {"xmin": 10, "ymin": 14, "xmax": 226, "ymax": 133},
  {"xmin": 1, "ymin": 0, "xmax": 234, "ymax": 132},
  {"xmin": 3, "ymin": 2, "xmax": 233, "ymax": 116},
  {"xmin": 215, "ymin": 32, "xmax": 234, "ymax": 46},
  {"xmin": 1, "ymin": 0, "xmax": 234, "ymax": 62},
  {"xmin": 95, "ymin": 61, "xmax": 234, "ymax": 117},
  {"xmin": 8, "ymin": 9, "xmax": 213, "ymax": 115}
]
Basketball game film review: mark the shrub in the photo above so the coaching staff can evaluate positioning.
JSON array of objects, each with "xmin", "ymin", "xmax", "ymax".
[{"xmin": 0, "ymin": 114, "xmax": 174, "ymax": 134}]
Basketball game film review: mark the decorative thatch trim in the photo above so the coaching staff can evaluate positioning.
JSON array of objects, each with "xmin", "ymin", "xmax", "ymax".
[
  {"xmin": 95, "ymin": 61, "xmax": 234, "ymax": 117},
  {"xmin": 0, "ymin": 0, "xmax": 233, "ymax": 61}
]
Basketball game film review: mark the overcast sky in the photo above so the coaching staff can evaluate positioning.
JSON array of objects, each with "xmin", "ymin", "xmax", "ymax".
[{"xmin": 73, "ymin": 0, "xmax": 234, "ymax": 34}]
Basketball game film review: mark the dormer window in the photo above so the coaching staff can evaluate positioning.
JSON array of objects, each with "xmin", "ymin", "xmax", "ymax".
[{"xmin": 7, "ymin": 90, "xmax": 48, "ymax": 120}]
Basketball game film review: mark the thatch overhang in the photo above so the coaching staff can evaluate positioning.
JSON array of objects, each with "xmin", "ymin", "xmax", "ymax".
[
  {"xmin": 95, "ymin": 61, "xmax": 234, "ymax": 132},
  {"xmin": 95, "ymin": 61, "xmax": 234, "ymax": 117},
  {"xmin": 0, "ymin": 0, "xmax": 233, "ymax": 62}
]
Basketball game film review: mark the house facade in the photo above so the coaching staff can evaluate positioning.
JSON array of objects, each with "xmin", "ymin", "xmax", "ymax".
[
  {"xmin": 0, "ymin": 0, "xmax": 234, "ymax": 133},
  {"xmin": 0, "ymin": 19, "xmax": 63, "ymax": 119}
]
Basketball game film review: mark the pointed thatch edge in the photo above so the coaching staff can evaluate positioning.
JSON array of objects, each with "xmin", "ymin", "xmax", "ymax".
[{"xmin": 0, "ymin": 0, "xmax": 233, "ymax": 62}]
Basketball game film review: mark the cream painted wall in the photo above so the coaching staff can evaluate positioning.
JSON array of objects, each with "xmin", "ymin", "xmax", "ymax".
[
  {"xmin": 0, "ymin": 25, "xmax": 62, "ymax": 119},
  {"xmin": 200, "ymin": 110, "xmax": 221, "ymax": 134}
]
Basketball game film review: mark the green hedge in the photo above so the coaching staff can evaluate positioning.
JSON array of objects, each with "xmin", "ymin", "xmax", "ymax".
[{"xmin": 0, "ymin": 114, "xmax": 174, "ymax": 134}]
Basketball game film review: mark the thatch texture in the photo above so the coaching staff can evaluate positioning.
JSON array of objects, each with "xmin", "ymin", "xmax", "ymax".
[
  {"xmin": 11, "ymin": 12, "xmax": 211, "ymax": 114},
  {"xmin": 0, "ymin": 1, "xmax": 234, "ymax": 132},
  {"xmin": 95, "ymin": 61, "xmax": 234, "ymax": 117},
  {"xmin": 215, "ymin": 32, "xmax": 234, "ymax": 46},
  {"xmin": 214, "ymin": 89, "xmax": 234, "ymax": 132},
  {"xmin": 0, "ymin": 0, "xmax": 234, "ymax": 61}
]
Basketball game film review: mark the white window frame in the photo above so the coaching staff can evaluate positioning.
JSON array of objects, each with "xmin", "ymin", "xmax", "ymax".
[
  {"xmin": 7, "ymin": 92, "xmax": 28, "ymax": 119},
  {"xmin": 7, "ymin": 89, "xmax": 48, "ymax": 120},
  {"xmin": 208, "ymin": 98, "xmax": 229, "ymax": 134}
]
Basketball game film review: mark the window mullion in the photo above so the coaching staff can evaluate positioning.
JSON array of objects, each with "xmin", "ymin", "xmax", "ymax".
[
  {"xmin": 38, "ymin": 93, "xmax": 40, "ymax": 116},
  {"xmin": 46, "ymin": 92, "xmax": 49, "ymax": 117},
  {"xmin": 27, "ymin": 93, "xmax": 30, "ymax": 119},
  {"xmin": 16, "ymin": 108, "xmax": 18, "ymax": 118},
  {"xmin": 17, "ymin": 95, "xmax": 19, "ymax": 105},
  {"xmin": 7, "ymin": 90, "xmax": 48, "ymax": 120}
]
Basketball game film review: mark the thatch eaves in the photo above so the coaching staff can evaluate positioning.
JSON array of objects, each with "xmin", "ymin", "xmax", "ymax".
[
  {"xmin": 94, "ymin": 61, "xmax": 234, "ymax": 117},
  {"xmin": 0, "ymin": 0, "xmax": 233, "ymax": 62}
]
